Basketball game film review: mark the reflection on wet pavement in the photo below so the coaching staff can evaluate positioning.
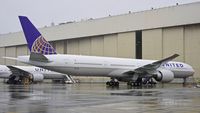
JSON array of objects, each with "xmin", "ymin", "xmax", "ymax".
[{"xmin": 0, "ymin": 83, "xmax": 200, "ymax": 113}]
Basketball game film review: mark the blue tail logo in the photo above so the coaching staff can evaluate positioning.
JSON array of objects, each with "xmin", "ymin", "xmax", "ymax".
[{"xmin": 19, "ymin": 16, "xmax": 56, "ymax": 55}]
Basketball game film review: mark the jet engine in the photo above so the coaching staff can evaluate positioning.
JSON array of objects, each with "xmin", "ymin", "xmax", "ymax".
[
  {"xmin": 154, "ymin": 69, "xmax": 174, "ymax": 83},
  {"xmin": 31, "ymin": 73, "xmax": 44, "ymax": 82}
]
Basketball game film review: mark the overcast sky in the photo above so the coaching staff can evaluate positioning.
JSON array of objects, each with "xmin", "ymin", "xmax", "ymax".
[{"xmin": 0, "ymin": 0, "xmax": 200, "ymax": 34}]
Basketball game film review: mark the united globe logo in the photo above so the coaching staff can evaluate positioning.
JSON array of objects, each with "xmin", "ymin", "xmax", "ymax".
[{"xmin": 31, "ymin": 36, "xmax": 56, "ymax": 55}]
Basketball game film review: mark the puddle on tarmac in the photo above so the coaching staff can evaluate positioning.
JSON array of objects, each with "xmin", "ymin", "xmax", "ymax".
[{"xmin": 0, "ymin": 83, "xmax": 200, "ymax": 113}]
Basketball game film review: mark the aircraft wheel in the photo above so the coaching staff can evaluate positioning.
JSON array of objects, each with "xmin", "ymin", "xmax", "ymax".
[
  {"xmin": 128, "ymin": 81, "xmax": 142, "ymax": 87},
  {"xmin": 114, "ymin": 82, "xmax": 119, "ymax": 86},
  {"xmin": 130, "ymin": 82, "xmax": 135, "ymax": 86},
  {"xmin": 106, "ymin": 81, "xmax": 119, "ymax": 87},
  {"xmin": 110, "ymin": 81, "xmax": 115, "ymax": 86},
  {"xmin": 106, "ymin": 81, "xmax": 110, "ymax": 86}
]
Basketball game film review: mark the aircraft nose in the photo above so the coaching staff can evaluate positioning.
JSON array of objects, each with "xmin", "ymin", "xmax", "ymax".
[
  {"xmin": 183, "ymin": 63, "xmax": 195, "ymax": 77},
  {"xmin": 186, "ymin": 64, "xmax": 195, "ymax": 77},
  {"xmin": 190, "ymin": 67, "xmax": 195, "ymax": 76}
]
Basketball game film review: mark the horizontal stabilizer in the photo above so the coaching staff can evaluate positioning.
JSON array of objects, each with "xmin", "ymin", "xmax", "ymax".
[
  {"xmin": 30, "ymin": 52, "xmax": 50, "ymax": 62},
  {"xmin": 2, "ymin": 57, "xmax": 17, "ymax": 60}
]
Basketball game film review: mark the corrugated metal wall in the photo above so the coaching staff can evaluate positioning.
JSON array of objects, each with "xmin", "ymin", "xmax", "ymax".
[
  {"xmin": 142, "ymin": 25, "xmax": 200, "ymax": 78},
  {"xmin": 185, "ymin": 25, "xmax": 200, "ymax": 77},
  {"xmin": 142, "ymin": 29, "xmax": 162, "ymax": 60}
]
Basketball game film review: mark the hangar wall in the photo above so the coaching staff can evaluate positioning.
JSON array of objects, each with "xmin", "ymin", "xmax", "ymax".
[
  {"xmin": 142, "ymin": 25, "xmax": 200, "ymax": 77},
  {"xmin": 117, "ymin": 32, "xmax": 135, "ymax": 58},
  {"xmin": 142, "ymin": 29, "xmax": 162, "ymax": 60},
  {"xmin": 91, "ymin": 36, "xmax": 104, "ymax": 56},
  {"xmin": 54, "ymin": 41, "xmax": 64, "ymax": 54},
  {"xmin": 16, "ymin": 45, "xmax": 28, "ymax": 65},
  {"xmin": 185, "ymin": 25, "xmax": 200, "ymax": 77},
  {"xmin": 5, "ymin": 47, "xmax": 16, "ymax": 65},
  {"xmin": 163, "ymin": 27, "xmax": 184, "ymax": 62},
  {"xmin": 0, "ymin": 47, "xmax": 5, "ymax": 65}
]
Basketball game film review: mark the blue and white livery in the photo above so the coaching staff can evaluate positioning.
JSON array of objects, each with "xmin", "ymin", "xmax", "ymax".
[{"xmin": 19, "ymin": 16, "xmax": 56, "ymax": 55}]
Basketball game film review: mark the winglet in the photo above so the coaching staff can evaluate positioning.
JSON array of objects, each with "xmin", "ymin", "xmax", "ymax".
[
  {"xmin": 155, "ymin": 54, "xmax": 179, "ymax": 65},
  {"xmin": 19, "ymin": 16, "xmax": 57, "ymax": 55}
]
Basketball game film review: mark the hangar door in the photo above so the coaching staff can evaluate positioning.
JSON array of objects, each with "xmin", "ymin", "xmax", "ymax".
[{"xmin": 136, "ymin": 30, "xmax": 142, "ymax": 59}]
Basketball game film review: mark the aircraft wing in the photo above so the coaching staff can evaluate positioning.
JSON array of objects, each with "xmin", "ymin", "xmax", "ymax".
[
  {"xmin": 109, "ymin": 54, "xmax": 179, "ymax": 77},
  {"xmin": 134, "ymin": 54, "xmax": 179, "ymax": 74},
  {"xmin": 7, "ymin": 66, "xmax": 31, "ymax": 77}
]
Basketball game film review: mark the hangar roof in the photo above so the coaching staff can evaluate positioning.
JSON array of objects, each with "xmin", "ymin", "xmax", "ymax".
[{"xmin": 1, "ymin": 2, "xmax": 200, "ymax": 47}]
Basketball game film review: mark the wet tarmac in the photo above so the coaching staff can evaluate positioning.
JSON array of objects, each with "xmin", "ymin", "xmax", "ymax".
[{"xmin": 0, "ymin": 83, "xmax": 200, "ymax": 113}]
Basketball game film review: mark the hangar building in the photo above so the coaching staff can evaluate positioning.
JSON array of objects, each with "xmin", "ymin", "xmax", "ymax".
[{"xmin": 0, "ymin": 2, "xmax": 200, "ymax": 83}]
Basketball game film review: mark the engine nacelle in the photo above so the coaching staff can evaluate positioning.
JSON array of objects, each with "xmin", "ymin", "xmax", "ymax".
[
  {"xmin": 32, "ymin": 74, "xmax": 44, "ymax": 82},
  {"xmin": 154, "ymin": 69, "xmax": 174, "ymax": 83}
]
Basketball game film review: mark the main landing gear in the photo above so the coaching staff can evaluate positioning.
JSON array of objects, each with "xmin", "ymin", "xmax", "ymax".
[
  {"xmin": 6, "ymin": 75, "xmax": 32, "ymax": 85},
  {"xmin": 127, "ymin": 81, "xmax": 142, "ymax": 86},
  {"xmin": 127, "ymin": 77, "xmax": 143, "ymax": 87},
  {"xmin": 106, "ymin": 78, "xmax": 119, "ymax": 87},
  {"xmin": 127, "ymin": 79, "xmax": 156, "ymax": 87},
  {"xmin": 106, "ymin": 77, "xmax": 157, "ymax": 87}
]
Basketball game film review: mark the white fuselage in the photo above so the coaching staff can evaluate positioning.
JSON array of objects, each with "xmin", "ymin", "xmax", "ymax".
[
  {"xmin": 17, "ymin": 54, "xmax": 194, "ymax": 79},
  {"xmin": 0, "ymin": 65, "xmax": 67, "ymax": 79}
]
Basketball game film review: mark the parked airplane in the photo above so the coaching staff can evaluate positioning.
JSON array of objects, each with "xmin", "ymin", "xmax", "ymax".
[
  {"xmin": 5, "ymin": 16, "xmax": 195, "ymax": 86},
  {"xmin": 0, "ymin": 65, "xmax": 75, "ymax": 84}
]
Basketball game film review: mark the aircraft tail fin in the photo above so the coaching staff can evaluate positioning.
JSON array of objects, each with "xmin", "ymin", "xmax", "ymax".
[{"xmin": 18, "ymin": 16, "xmax": 57, "ymax": 55}]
